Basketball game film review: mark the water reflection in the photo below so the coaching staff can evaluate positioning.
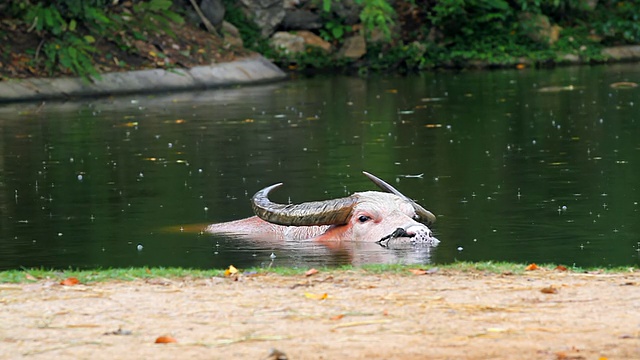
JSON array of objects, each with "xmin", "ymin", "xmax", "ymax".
[{"xmin": 0, "ymin": 63, "xmax": 639, "ymax": 270}]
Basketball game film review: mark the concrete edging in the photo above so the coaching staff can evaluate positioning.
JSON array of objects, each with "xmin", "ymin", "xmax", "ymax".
[{"xmin": 0, "ymin": 55, "xmax": 287, "ymax": 103}]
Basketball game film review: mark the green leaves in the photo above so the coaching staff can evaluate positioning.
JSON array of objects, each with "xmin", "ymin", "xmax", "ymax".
[
  {"xmin": 14, "ymin": 0, "xmax": 185, "ymax": 79},
  {"xmin": 25, "ymin": 4, "xmax": 66, "ymax": 35},
  {"xmin": 359, "ymin": 0, "xmax": 396, "ymax": 42},
  {"xmin": 320, "ymin": 0, "xmax": 396, "ymax": 43},
  {"xmin": 43, "ymin": 36, "xmax": 98, "ymax": 79}
]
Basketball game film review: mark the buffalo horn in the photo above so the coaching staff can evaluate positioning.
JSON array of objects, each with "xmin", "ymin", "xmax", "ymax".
[
  {"xmin": 362, "ymin": 171, "xmax": 436, "ymax": 225},
  {"xmin": 251, "ymin": 183, "xmax": 358, "ymax": 226}
]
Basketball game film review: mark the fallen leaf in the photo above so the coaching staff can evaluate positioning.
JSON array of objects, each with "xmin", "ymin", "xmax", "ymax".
[
  {"xmin": 555, "ymin": 265, "xmax": 568, "ymax": 271},
  {"xmin": 305, "ymin": 268, "xmax": 319, "ymax": 277},
  {"xmin": 410, "ymin": 267, "xmax": 438, "ymax": 275},
  {"xmin": 117, "ymin": 121, "xmax": 138, "ymax": 128},
  {"xmin": 525, "ymin": 263, "xmax": 539, "ymax": 271},
  {"xmin": 155, "ymin": 335, "xmax": 177, "ymax": 344},
  {"xmin": 486, "ymin": 327, "xmax": 508, "ymax": 332},
  {"xmin": 224, "ymin": 265, "xmax": 238, "ymax": 277},
  {"xmin": 304, "ymin": 292, "xmax": 327, "ymax": 300},
  {"xmin": 541, "ymin": 286, "xmax": 558, "ymax": 294},
  {"xmin": 25, "ymin": 273, "xmax": 37, "ymax": 281},
  {"xmin": 60, "ymin": 277, "xmax": 80, "ymax": 286}
]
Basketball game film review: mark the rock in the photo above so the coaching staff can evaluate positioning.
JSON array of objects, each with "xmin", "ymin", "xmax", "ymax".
[
  {"xmin": 200, "ymin": 0, "xmax": 225, "ymax": 27},
  {"xmin": 602, "ymin": 45, "xmax": 640, "ymax": 61},
  {"xmin": 368, "ymin": 23, "xmax": 399, "ymax": 43},
  {"xmin": 239, "ymin": 0, "xmax": 286, "ymax": 38},
  {"xmin": 270, "ymin": 31, "xmax": 305, "ymax": 54},
  {"xmin": 558, "ymin": 53, "xmax": 581, "ymax": 63},
  {"xmin": 222, "ymin": 21, "xmax": 243, "ymax": 47},
  {"xmin": 330, "ymin": 0, "xmax": 362, "ymax": 25},
  {"xmin": 282, "ymin": 9, "xmax": 322, "ymax": 30},
  {"xmin": 519, "ymin": 12, "xmax": 561, "ymax": 45},
  {"xmin": 337, "ymin": 34, "xmax": 366, "ymax": 59},
  {"xmin": 296, "ymin": 30, "xmax": 332, "ymax": 53},
  {"xmin": 269, "ymin": 30, "xmax": 332, "ymax": 55}
]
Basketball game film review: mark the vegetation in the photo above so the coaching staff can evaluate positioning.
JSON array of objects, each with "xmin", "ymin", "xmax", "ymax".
[
  {"xmin": 1, "ymin": 0, "xmax": 640, "ymax": 78},
  {"xmin": 223, "ymin": 0, "xmax": 640, "ymax": 72},
  {"xmin": 0, "ymin": 262, "xmax": 636, "ymax": 283},
  {"xmin": 1, "ymin": 0, "xmax": 185, "ymax": 79}
]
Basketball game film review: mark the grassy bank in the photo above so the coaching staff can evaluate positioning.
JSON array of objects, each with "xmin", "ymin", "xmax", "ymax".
[{"xmin": 1, "ymin": 262, "xmax": 636, "ymax": 283}]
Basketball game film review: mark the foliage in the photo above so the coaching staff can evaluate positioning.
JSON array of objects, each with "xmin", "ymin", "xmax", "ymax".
[
  {"xmin": 5, "ymin": 0, "xmax": 640, "ymax": 78},
  {"xmin": 4, "ymin": 0, "xmax": 183, "ymax": 79},
  {"xmin": 325, "ymin": 0, "xmax": 640, "ymax": 72},
  {"xmin": 1, "ymin": 262, "xmax": 635, "ymax": 283},
  {"xmin": 590, "ymin": 0, "xmax": 640, "ymax": 44},
  {"xmin": 322, "ymin": 0, "xmax": 396, "ymax": 42},
  {"xmin": 319, "ymin": 17, "xmax": 351, "ymax": 42},
  {"xmin": 428, "ymin": 0, "xmax": 513, "ymax": 38},
  {"xmin": 358, "ymin": 0, "xmax": 396, "ymax": 41}
]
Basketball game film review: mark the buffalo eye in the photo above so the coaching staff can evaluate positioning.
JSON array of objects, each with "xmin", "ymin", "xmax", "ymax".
[{"xmin": 357, "ymin": 215, "xmax": 371, "ymax": 223}]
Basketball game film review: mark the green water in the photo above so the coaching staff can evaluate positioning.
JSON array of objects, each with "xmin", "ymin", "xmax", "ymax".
[{"xmin": 0, "ymin": 64, "xmax": 639, "ymax": 269}]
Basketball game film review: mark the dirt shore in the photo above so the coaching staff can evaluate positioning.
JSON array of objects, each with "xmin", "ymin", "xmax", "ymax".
[{"xmin": 1, "ymin": 268, "xmax": 638, "ymax": 360}]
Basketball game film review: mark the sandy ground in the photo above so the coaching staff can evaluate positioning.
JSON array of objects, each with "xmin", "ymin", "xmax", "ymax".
[{"xmin": 1, "ymin": 268, "xmax": 639, "ymax": 360}]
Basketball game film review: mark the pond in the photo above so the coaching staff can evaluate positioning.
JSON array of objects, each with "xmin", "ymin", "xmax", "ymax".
[{"xmin": 1, "ymin": 64, "xmax": 639, "ymax": 270}]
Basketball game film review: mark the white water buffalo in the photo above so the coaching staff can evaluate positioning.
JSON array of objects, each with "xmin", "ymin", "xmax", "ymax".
[{"xmin": 206, "ymin": 172, "xmax": 439, "ymax": 246}]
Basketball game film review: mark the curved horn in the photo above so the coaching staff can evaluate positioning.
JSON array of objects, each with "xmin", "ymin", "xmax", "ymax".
[
  {"xmin": 362, "ymin": 171, "xmax": 436, "ymax": 225},
  {"xmin": 251, "ymin": 183, "xmax": 358, "ymax": 226}
]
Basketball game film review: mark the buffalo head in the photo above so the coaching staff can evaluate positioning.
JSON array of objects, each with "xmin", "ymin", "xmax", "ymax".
[{"xmin": 249, "ymin": 172, "xmax": 438, "ymax": 245}]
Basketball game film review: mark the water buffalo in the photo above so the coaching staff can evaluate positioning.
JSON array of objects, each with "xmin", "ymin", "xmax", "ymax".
[{"xmin": 206, "ymin": 172, "xmax": 439, "ymax": 246}]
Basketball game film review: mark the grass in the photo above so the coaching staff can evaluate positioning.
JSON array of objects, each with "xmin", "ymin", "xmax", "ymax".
[{"xmin": 0, "ymin": 262, "xmax": 636, "ymax": 284}]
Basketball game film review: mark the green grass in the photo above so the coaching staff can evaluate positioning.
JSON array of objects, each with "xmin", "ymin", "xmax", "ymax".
[{"xmin": 0, "ymin": 262, "xmax": 636, "ymax": 283}]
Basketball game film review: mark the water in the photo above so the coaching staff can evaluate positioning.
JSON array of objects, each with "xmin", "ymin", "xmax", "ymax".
[{"xmin": 1, "ymin": 64, "xmax": 639, "ymax": 270}]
